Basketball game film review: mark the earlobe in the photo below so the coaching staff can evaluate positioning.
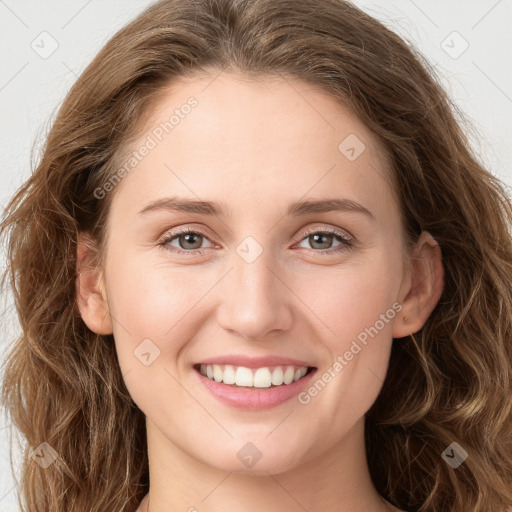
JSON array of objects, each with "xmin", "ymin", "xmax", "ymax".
[
  {"xmin": 392, "ymin": 231, "xmax": 444, "ymax": 339},
  {"xmin": 76, "ymin": 233, "xmax": 113, "ymax": 335}
]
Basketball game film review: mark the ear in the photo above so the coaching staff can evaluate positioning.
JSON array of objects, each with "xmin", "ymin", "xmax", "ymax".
[
  {"xmin": 392, "ymin": 231, "xmax": 444, "ymax": 339},
  {"xmin": 76, "ymin": 232, "xmax": 113, "ymax": 335}
]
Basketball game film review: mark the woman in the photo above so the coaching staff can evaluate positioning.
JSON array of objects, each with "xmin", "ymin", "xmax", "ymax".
[{"xmin": 1, "ymin": 0, "xmax": 511, "ymax": 511}]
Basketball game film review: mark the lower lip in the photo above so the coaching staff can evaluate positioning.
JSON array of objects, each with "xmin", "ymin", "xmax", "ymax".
[{"xmin": 195, "ymin": 367, "xmax": 318, "ymax": 410}]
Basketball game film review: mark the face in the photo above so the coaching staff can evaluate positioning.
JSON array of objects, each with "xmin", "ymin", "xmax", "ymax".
[{"xmin": 78, "ymin": 71, "xmax": 433, "ymax": 475}]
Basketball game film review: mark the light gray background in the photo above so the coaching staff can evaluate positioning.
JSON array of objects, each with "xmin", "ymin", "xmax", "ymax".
[{"xmin": 1, "ymin": 1, "xmax": 511, "ymax": 510}]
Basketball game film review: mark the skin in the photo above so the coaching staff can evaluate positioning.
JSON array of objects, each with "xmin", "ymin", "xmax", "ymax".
[{"xmin": 76, "ymin": 71, "xmax": 444, "ymax": 512}]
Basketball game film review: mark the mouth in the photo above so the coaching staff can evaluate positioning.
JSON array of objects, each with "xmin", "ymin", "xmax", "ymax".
[{"xmin": 193, "ymin": 363, "xmax": 317, "ymax": 389}]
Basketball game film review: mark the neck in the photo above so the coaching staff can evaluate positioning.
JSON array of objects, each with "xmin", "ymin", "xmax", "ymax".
[{"xmin": 140, "ymin": 416, "xmax": 394, "ymax": 512}]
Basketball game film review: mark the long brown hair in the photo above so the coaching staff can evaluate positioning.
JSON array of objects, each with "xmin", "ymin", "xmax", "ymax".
[{"xmin": 1, "ymin": 0, "xmax": 511, "ymax": 511}]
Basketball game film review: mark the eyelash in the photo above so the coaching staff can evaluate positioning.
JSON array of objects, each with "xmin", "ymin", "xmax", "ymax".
[{"xmin": 158, "ymin": 226, "xmax": 354, "ymax": 256}]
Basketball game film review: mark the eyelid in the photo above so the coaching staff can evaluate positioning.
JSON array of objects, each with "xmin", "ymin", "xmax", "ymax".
[
  {"xmin": 157, "ymin": 225, "xmax": 216, "ymax": 251},
  {"xmin": 157, "ymin": 223, "xmax": 215, "ymax": 242},
  {"xmin": 296, "ymin": 223, "xmax": 354, "ymax": 242},
  {"xmin": 158, "ymin": 223, "xmax": 355, "ymax": 254}
]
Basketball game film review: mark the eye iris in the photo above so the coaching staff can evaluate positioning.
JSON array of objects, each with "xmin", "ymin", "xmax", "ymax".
[
  {"xmin": 310, "ymin": 233, "xmax": 332, "ymax": 249},
  {"xmin": 180, "ymin": 233, "xmax": 202, "ymax": 249}
]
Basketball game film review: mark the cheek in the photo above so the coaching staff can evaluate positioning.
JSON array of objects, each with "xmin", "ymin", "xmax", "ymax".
[
  {"xmin": 294, "ymin": 252, "xmax": 401, "ymax": 350},
  {"xmin": 106, "ymin": 259, "xmax": 207, "ymax": 416},
  {"xmin": 105, "ymin": 256, "xmax": 204, "ymax": 371},
  {"xmin": 294, "ymin": 268, "xmax": 399, "ymax": 429}
]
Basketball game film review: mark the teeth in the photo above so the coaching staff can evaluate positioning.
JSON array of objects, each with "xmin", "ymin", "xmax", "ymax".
[
  {"xmin": 235, "ymin": 366, "xmax": 253, "ymax": 387},
  {"xmin": 222, "ymin": 365, "xmax": 236, "ymax": 384},
  {"xmin": 199, "ymin": 364, "xmax": 309, "ymax": 388},
  {"xmin": 271, "ymin": 367, "xmax": 284, "ymax": 385},
  {"xmin": 253, "ymin": 367, "xmax": 272, "ymax": 388},
  {"xmin": 213, "ymin": 364, "xmax": 223, "ymax": 382},
  {"xmin": 283, "ymin": 366, "xmax": 295, "ymax": 384}
]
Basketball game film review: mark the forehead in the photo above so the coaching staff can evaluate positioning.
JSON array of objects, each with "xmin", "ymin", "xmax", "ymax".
[{"xmin": 109, "ymin": 71, "xmax": 399, "ymax": 225}]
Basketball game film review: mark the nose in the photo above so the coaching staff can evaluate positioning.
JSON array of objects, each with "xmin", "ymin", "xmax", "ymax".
[{"xmin": 216, "ymin": 248, "xmax": 294, "ymax": 341}]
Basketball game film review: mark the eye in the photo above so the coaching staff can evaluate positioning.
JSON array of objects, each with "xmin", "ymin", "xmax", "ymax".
[
  {"xmin": 158, "ymin": 228, "xmax": 214, "ymax": 255},
  {"xmin": 295, "ymin": 227, "xmax": 353, "ymax": 255},
  {"xmin": 158, "ymin": 226, "xmax": 354, "ymax": 256}
]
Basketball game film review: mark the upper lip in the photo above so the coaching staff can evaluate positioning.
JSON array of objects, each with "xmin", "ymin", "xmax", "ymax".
[{"xmin": 195, "ymin": 355, "xmax": 316, "ymax": 369}]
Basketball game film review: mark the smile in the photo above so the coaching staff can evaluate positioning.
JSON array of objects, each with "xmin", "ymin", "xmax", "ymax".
[
  {"xmin": 197, "ymin": 363, "xmax": 313, "ymax": 388},
  {"xmin": 193, "ymin": 362, "xmax": 318, "ymax": 410}
]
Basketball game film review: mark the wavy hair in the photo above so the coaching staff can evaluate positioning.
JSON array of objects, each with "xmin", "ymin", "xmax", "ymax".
[{"xmin": 1, "ymin": 0, "xmax": 512, "ymax": 511}]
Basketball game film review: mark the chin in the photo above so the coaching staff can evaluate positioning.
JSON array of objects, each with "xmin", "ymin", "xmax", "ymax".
[{"xmin": 205, "ymin": 448, "xmax": 306, "ymax": 476}]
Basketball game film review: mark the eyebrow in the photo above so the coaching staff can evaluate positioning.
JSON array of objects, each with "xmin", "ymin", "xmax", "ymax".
[{"xmin": 137, "ymin": 196, "xmax": 374, "ymax": 220}]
